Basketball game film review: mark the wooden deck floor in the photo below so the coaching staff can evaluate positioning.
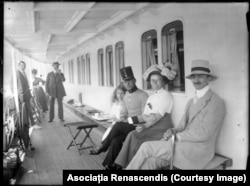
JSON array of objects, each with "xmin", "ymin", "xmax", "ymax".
[{"xmin": 19, "ymin": 103, "xmax": 106, "ymax": 185}]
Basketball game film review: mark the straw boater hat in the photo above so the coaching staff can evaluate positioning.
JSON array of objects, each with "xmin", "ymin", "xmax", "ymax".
[{"xmin": 185, "ymin": 59, "xmax": 217, "ymax": 81}]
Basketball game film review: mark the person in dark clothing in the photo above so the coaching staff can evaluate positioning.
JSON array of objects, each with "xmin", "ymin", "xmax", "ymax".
[
  {"xmin": 31, "ymin": 69, "xmax": 48, "ymax": 112},
  {"xmin": 16, "ymin": 61, "xmax": 41, "ymax": 129},
  {"xmin": 45, "ymin": 62, "xmax": 66, "ymax": 122}
]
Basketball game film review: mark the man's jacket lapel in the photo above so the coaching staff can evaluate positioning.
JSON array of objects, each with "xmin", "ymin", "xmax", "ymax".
[{"xmin": 187, "ymin": 89, "xmax": 213, "ymax": 124}]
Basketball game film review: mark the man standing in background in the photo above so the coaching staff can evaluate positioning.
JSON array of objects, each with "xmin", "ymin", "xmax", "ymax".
[
  {"xmin": 16, "ymin": 61, "xmax": 41, "ymax": 129},
  {"xmin": 45, "ymin": 62, "xmax": 66, "ymax": 122}
]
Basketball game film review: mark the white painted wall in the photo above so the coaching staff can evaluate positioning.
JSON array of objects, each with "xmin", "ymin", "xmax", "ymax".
[
  {"xmin": 59, "ymin": 3, "xmax": 248, "ymax": 169},
  {"xmin": 4, "ymin": 41, "xmax": 51, "ymax": 94},
  {"xmin": 4, "ymin": 42, "xmax": 13, "ymax": 93}
]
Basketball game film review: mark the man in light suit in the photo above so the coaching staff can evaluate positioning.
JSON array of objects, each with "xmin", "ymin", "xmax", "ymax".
[
  {"xmin": 45, "ymin": 62, "xmax": 66, "ymax": 122},
  {"xmin": 126, "ymin": 59, "xmax": 226, "ymax": 169}
]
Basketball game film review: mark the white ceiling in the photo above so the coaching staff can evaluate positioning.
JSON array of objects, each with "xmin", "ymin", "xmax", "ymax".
[{"xmin": 4, "ymin": 2, "xmax": 161, "ymax": 64}]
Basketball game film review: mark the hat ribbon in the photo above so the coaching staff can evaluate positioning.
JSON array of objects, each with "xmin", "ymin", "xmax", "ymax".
[{"xmin": 191, "ymin": 67, "xmax": 210, "ymax": 73}]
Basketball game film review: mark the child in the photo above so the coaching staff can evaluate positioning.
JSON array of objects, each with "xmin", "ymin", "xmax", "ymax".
[{"xmin": 101, "ymin": 84, "xmax": 127, "ymax": 141}]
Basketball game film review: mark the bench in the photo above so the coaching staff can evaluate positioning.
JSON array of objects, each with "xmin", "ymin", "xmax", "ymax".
[
  {"xmin": 64, "ymin": 122, "xmax": 98, "ymax": 155},
  {"xmin": 165, "ymin": 135, "xmax": 233, "ymax": 170},
  {"xmin": 63, "ymin": 99, "xmax": 111, "ymax": 131},
  {"xmin": 162, "ymin": 153, "xmax": 232, "ymax": 170},
  {"xmin": 204, "ymin": 153, "xmax": 233, "ymax": 170}
]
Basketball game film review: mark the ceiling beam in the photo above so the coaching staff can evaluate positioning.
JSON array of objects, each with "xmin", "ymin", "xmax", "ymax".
[
  {"xmin": 55, "ymin": 3, "xmax": 150, "ymax": 61},
  {"xmin": 96, "ymin": 11, "xmax": 132, "ymax": 32},
  {"xmin": 48, "ymin": 45, "xmax": 66, "ymax": 49},
  {"xmin": 33, "ymin": 2, "xmax": 136, "ymax": 11},
  {"xmin": 58, "ymin": 29, "xmax": 98, "ymax": 35},
  {"xmin": 4, "ymin": 36, "xmax": 16, "ymax": 46},
  {"xmin": 26, "ymin": 11, "xmax": 39, "ymax": 33},
  {"xmin": 135, "ymin": 3, "xmax": 150, "ymax": 10},
  {"xmin": 96, "ymin": 3, "xmax": 149, "ymax": 32},
  {"xmin": 64, "ymin": 11, "xmax": 88, "ymax": 32},
  {"xmin": 13, "ymin": 45, "xmax": 46, "ymax": 49},
  {"xmin": 64, "ymin": 2, "xmax": 96, "ymax": 32},
  {"xmin": 44, "ymin": 33, "xmax": 52, "ymax": 54},
  {"xmin": 37, "ymin": 28, "xmax": 97, "ymax": 35},
  {"xmin": 44, "ymin": 33, "xmax": 52, "ymax": 45},
  {"xmin": 25, "ymin": 2, "xmax": 38, "ymax": 33},
  {"xmin": 26, "ymin": 11, "xmax": 34, "ymax": 32}
]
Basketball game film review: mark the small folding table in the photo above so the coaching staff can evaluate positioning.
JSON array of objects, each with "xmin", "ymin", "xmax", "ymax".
[{"xmin": 64, "ymin": 121, "xmax": 98, "ymax": 155}]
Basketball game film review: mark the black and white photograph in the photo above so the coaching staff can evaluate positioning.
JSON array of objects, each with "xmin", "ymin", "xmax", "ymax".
[{"xmin": 2, "ymin": 1, "xmax": 249, "ymax": 185}]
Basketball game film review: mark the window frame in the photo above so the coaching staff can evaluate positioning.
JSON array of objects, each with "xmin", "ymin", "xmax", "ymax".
[
  {"xmin": 161, "ymin": 20, "xmax": 185, "ymax": 92},
  {"xmin": 68, "ymin": 60, "xmax": 71, "ymax": 83},
  {"xmin": 70, "ymin": 59, "xmax": 74, "ymax": 84},
  {"xmin": 86, "ymin": 53, "xmax": 91, "ymax": 85},
  {"xmin": 77, "ymin": 56, "xmax": 81, "ymax": 85},
  {"xmin": 80, "ymin": 55, "xmax": 85, "ymax": 85},
  {"xmin": 115, "ymin": 41, "xmax": 125, "ymax": 86},
  {"xmin": 141, "ymin": 29, "xmax": 158, "ymax": 90},
  {"xmin": 98, "ymin": 48, "xmax": 105, "ymax": 86},
  {"xmin": 106, "ymin": 45, "xmax": 114, "ymax": 87}
]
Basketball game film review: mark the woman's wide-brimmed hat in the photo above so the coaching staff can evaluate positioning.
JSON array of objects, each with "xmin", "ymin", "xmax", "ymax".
[
  {"xmin": 143, "ymin": 64, "xmax": 176, "ymax": 82},
  {"xmin": 185, "ymin": 59, "xmax": 217, "ymax": 80}
]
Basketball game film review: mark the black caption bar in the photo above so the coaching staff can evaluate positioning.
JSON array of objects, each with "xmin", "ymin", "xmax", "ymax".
[{"xmin": 63, "ymin": 170, "xmax": 248, "ymax": 185}]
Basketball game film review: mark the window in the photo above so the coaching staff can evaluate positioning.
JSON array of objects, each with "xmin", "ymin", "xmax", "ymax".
[
  {"xmin": 69, "ymin": 59, "xmax": 74, "ymax": 84},
  {"xmin": 80, "ymin": 55, "xmax": 85, "ymax": 84},
  {"xmin": 141, "ymin": 29, "xmax": 158, "ymax": 89},
  {"xmin": 77, "ymin": 56, "xmax": 81, "ymax": 84},
  {"xmin": 115, "ymin": 41, "xmax": 125, "ymax": 86},
  {"xmin": 68, "ymin": 60, "xmax": 71, "ymax": 83},
  {"xmin": 106, "ymin": 45, "xmax": 114, "ymax": 87},
  {"xmin": 86, "ymin": 53, "xmax": 91, "ymax": 85},
  {"xmin": 98, "ymin": 49, "xmax": 104, "ymax": 86},
  {"xmin": 162, "ymin": 20, "xmax": 185, "ymax": 92}
]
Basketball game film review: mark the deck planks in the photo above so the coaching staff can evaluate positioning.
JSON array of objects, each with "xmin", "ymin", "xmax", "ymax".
[{"xmin": 19, "ymin": 103, "xmax": 106, "ymax": 185}]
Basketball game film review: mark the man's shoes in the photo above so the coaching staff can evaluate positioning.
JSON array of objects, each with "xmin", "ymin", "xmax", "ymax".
[
  {"xmin": 48, "ymin": 120, "xmax": 53, "ymax": 123},
  {"xmin": 112, "ymin": 163, "xmax": 122, "ymax": 170},
  {"xmin": 32, "ymin": 124, "xmax": 42, "ymax": 129},
  {"xmin": 104, "ymin": 164, "xmax": 122, "ymax": 170},
  {"xmin": 104, "ymin": 165, "xmax": 115, "ymax": 170},
  {"xmin": 89, "ymin": 148, "xmax": 101, "ymax": 155},
  {"xmin": 60, "ymin": 119, "xmax": 65, "ymax": 122},
  {"xmin": 89, "ymin": 145, "xmax": 103, "ymax": 155}
]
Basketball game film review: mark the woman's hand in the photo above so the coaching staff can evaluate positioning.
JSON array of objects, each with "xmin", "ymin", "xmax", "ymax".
[
  {"xmin": 161, "ymin": 128, "xmax": 175, "ymax": 141},
  {"xmin": 136, "ymin": 124, "xmax": 147, "ymax": 133}
]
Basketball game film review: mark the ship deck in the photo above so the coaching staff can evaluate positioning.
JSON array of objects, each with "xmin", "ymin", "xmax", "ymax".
[{"xmin": 19, "ymin": 103, "xmax": 106, "ymax": 185}]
